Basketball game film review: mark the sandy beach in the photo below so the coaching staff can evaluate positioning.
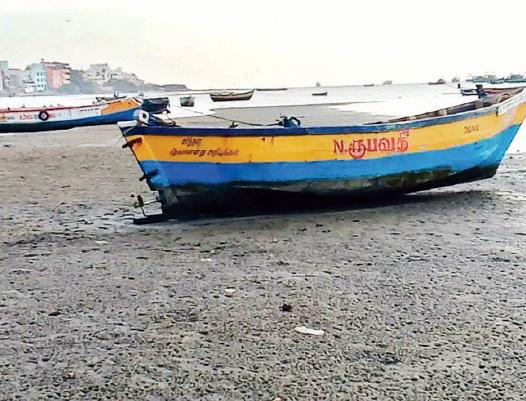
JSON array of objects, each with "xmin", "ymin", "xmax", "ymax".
[{"xmin": 1, "ymin": 105, "xmax": 526, "ymax": 400}]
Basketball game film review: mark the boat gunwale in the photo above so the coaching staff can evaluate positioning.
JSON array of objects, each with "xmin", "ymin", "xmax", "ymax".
[
  {"xmin": 0, "ymin": 97, "xmax": 140, "ymax": 114},
  {"xmin": 0, "ymin": 103, "xmax": 106, "ymax": 114},
  {"xmin": 123, "ymin": 102, "xmax": 499, "ymax": 137},
  {"xmin": 122, "ymin": 89, "xmax": 525, "ymax": 137}
]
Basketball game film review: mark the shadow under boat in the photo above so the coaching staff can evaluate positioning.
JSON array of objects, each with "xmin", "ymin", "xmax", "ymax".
[
  {"xmin": 134, "ymin": 164, "xmax": 497, "ymax": 224},
  {"xmin": 134, "ymin": 187, "xmax": 496, "ymax": 224}
]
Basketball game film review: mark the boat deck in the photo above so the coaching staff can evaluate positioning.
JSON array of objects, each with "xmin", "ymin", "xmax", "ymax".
[{"xmin": 176, "ymin": 103, "xmax": 392, "ymax": 128}]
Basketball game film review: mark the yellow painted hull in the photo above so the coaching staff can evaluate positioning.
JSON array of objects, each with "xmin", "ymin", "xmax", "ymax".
[{"xmin": 121, "ymin": 92, "xmax": 526, "ymax": 211}]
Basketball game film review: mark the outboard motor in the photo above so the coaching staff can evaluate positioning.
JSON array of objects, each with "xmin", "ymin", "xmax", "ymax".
[{"xmin": 279, "ymin": 116, "xmax": 301, "ymax": 128}]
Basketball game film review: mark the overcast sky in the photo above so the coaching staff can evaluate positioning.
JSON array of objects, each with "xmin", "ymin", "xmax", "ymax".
[{"xmin": 1, "ymin": 0, "xmax": 525, "ymax": 88}]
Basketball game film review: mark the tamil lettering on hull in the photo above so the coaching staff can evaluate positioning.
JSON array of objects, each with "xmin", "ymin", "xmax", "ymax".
[{"xmin": 333, "ymin": 131, "xmax": 410, "ymax": 159}]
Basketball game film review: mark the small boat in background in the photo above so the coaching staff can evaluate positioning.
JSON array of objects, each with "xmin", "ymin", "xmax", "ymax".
[
  {"xmin": 210, "ymin": 90, "xmax": 254, "ymax": 102},
  {"xmin": 490, "ymin": 78, "xmax": 505, "ymax": 85},
  {"xmin": 256, "ymin": 87, "xmax": 288, "ymax": 92},
  {"xmin": 428, "ymin": 79, "xmax": 446, "ymax": 85},
  {"xmin": 96, "ymin": 93, "xmax": 126, "ymax": 102},
  {"xmin": 0, "ymin": 98, "xmax": 142, "ymax": 133},
  {"xmin": 452, "ymin": 76, "xmax": 460, "ymax": 83},
  {"xmin": 382, "ymin": 80, "xmax": 393, "ymax": 85},
  {"xmin": 312, "ymin": 91, "xmax": 328, "ymax": 96},
  {"xmin": 364, "ymin": 83, "xmax": 375, "ymax": 87},
  {"xmin": 180, "ymin": 95, "xmax": 195, "ymax": 107},
  {"xmin": 315, "ymin": 82, "xmax": 322, "ymax": 87},
  {"xmin": 141, "ymin": 97, "xmax": 170, "ymax": 113},
  {"xmin": 506, "ymin": 74, "xmax": 526, "ymax": 83}
]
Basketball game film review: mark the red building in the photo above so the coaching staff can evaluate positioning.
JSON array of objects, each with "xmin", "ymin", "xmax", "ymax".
[{"xmin": 43, "ymin": 61, "xmax": 71, "ymax": 90}]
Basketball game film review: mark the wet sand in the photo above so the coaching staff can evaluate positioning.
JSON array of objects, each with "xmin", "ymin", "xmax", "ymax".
[{"xmin": 1, "ymin": 106, "xmax": 526, "ymax": 400}]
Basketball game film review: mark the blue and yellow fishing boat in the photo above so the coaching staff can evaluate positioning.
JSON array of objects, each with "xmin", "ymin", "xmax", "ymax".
[{"xmin": 121, "ymin": 89, "xmax": 526, "ymax": 215}]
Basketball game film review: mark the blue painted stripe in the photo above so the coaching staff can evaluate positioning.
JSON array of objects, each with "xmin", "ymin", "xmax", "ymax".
[
  {"xmin": 138, "ymin": 124, "xmax": 519, "ymax": 189},
  {"xmin": 0, "ymin": 108, "xmax": 140, "ymax": 133},
  {"xmin": 126, "ymin": 105, "xmax": 498, "ymax": 137}
]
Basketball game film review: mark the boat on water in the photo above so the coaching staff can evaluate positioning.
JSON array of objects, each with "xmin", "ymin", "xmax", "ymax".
[
  {"xmin": 180, "ymin": 95, "xmax": 195, "ymax": 107},
  {"xmin": 364, "ymin": 83, "xmax": 375, "ymax": 87},
  {"xmin": 96, "ymin": 94, "xmax": 126, "ymax": 102},
  {"xmin": 0, "ymin": 98, "xmax": 143, "ymax": 133},
  {"xmin": 490, "ymin": 78, "xmax": 505, "ymax": 85},
  {"xmin": 312, "ymin": 91, "xmax": 328, "ymax": 96},
  {"xmin": 383, "ymin": 80, "xmax": 393, "ymax": 85},
  {"xmin": 428, "ymin": 79, "xmax": 446, "ymax": 85},
  {"xmin": 141, "ymin": 97, "xmax": 170, "ymax": 113},
  {"xmin": 256, "ymin": 88, "xmax": 288, "ymax": 92},
  {"xmin": 210, "ymin": 90, "xmax": 254, "ymax": 102},
  {"xmin": 120, "ymin": 89, "xmax": 526, "ymax": 216},
  {"xmin": 506, "ymin": 74, "xmax": 526, "ymax": 83}
]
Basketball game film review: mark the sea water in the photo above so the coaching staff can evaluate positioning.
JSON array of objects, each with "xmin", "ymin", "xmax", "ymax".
[{"xmin": 1, "ymin": 83, "xmax": 525, "ymax": 152}]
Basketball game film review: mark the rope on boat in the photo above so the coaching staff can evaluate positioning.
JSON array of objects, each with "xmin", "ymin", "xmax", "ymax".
[{"xmin": 166, "ymin": 103, "xmax": 283, "ymax": 127}]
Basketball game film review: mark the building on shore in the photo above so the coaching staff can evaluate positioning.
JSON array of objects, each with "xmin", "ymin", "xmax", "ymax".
[
  {"xmin": 0, "ymin": 61, "xmax": 8, "ymax": 73},
  {"xmin": 110, "ymin": 67, "xmax": 144, "ymax": 86},
  {"xmin": 85, "ymin": 63, "xmax": 111, "ymax": 83},
  {"xmin": 43, "ymin": 61, "xmax": 71, "ymax": 90},
  {"xmin": 4, "ymin": 68, "xmax": 25, "ymax": 93},
  {"xmin": 1, "ymin": 59, "xmax": 177, "ymax": 95},
  {"xmin": 0, "ymin": 61, "xmax": 8, "ymax": 93},
  {"xmin": 24, "ymin": 62, "xmax": 48, "ymax": 92}
]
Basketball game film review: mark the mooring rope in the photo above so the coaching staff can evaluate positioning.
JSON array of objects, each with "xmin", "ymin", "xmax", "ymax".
[{"xmin": 166, "ymin": 102, "xmax": 282, "ymax": 127}]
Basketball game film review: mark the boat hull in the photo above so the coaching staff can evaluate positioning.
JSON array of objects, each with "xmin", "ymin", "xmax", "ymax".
[
  {"xmin": 180, "ymin": 96, "xmax": 195, "ymax": 107},
  {"xmin": 210, "ymin": 90, "xmax": 254, "ymax": 102},
  {"xmin": 0, "ymin": 108, "xmax": 140, "ymax": 133},
  {"xmin": 0, "ymin": 99, "xmax": 142, "ymax": 133},
  {"xmin": 141, "ymin": 97, "xmax": 170, "ymax": 113},
  {"xmin": 122, "ymin": 93, "xmax": 526, "ymax": 211}
]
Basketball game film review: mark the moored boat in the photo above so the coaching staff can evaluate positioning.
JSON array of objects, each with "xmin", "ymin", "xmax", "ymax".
[
  {"xmin": 180, "ymin": 95, "xmax": 195, "ymax": 107},
  {"xmin": 141, "ymin": 97, "xmax": 170, "ymax": 113},
  {"xmin": 120, "ymin": 89, "xmax": 526, "ymax": 215},
  {"xmin": 428, "ymin": 78, "xmax": 446, "ymax": 85},
  {"xmin": 505, "ymin": 74, "xmax": 526, "ymax": 83},
  {"xmin": 0, "ymin": 98, "xmax": 143, "ymax": 133},
  {"xmin": 256, "ymin": 87, "xmax": 288, "ymax": 92},
  {"xmin": 312, "ymin": 91, "xmax": 328, "ymax": 96},
  {"xmin": 210, "ymin": 90, "xmax": 254, "ymax": 102},
  {"xmin": 96, "ymin": 94, "xmax": 126, "ymax": 102}
]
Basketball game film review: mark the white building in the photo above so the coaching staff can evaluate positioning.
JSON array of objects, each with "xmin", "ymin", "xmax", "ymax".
[
  {"xmin": 85, "ymin": 63, "xmax": 111, "ymax": 83},
  {"xmin": 110, "ymin": 67, "xmax": 144, "ymax": 85},
  {"xmin": 0, "ymin": 61, "xmax": 8, "ymax": 74},
  {"xmin": 23, "ymin": 80, "xmax": 37, "ymax": 93},
  {"xmin": 25, "ymin": 63, "xmax": 48, "ymax": 92},
  {"xmin": 5, "ymin": 69, "xmax": 25, "ymax": 91},
  {"xmin": 0, "ymin": 61, "xmax": 7, "ymax": 92}
]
